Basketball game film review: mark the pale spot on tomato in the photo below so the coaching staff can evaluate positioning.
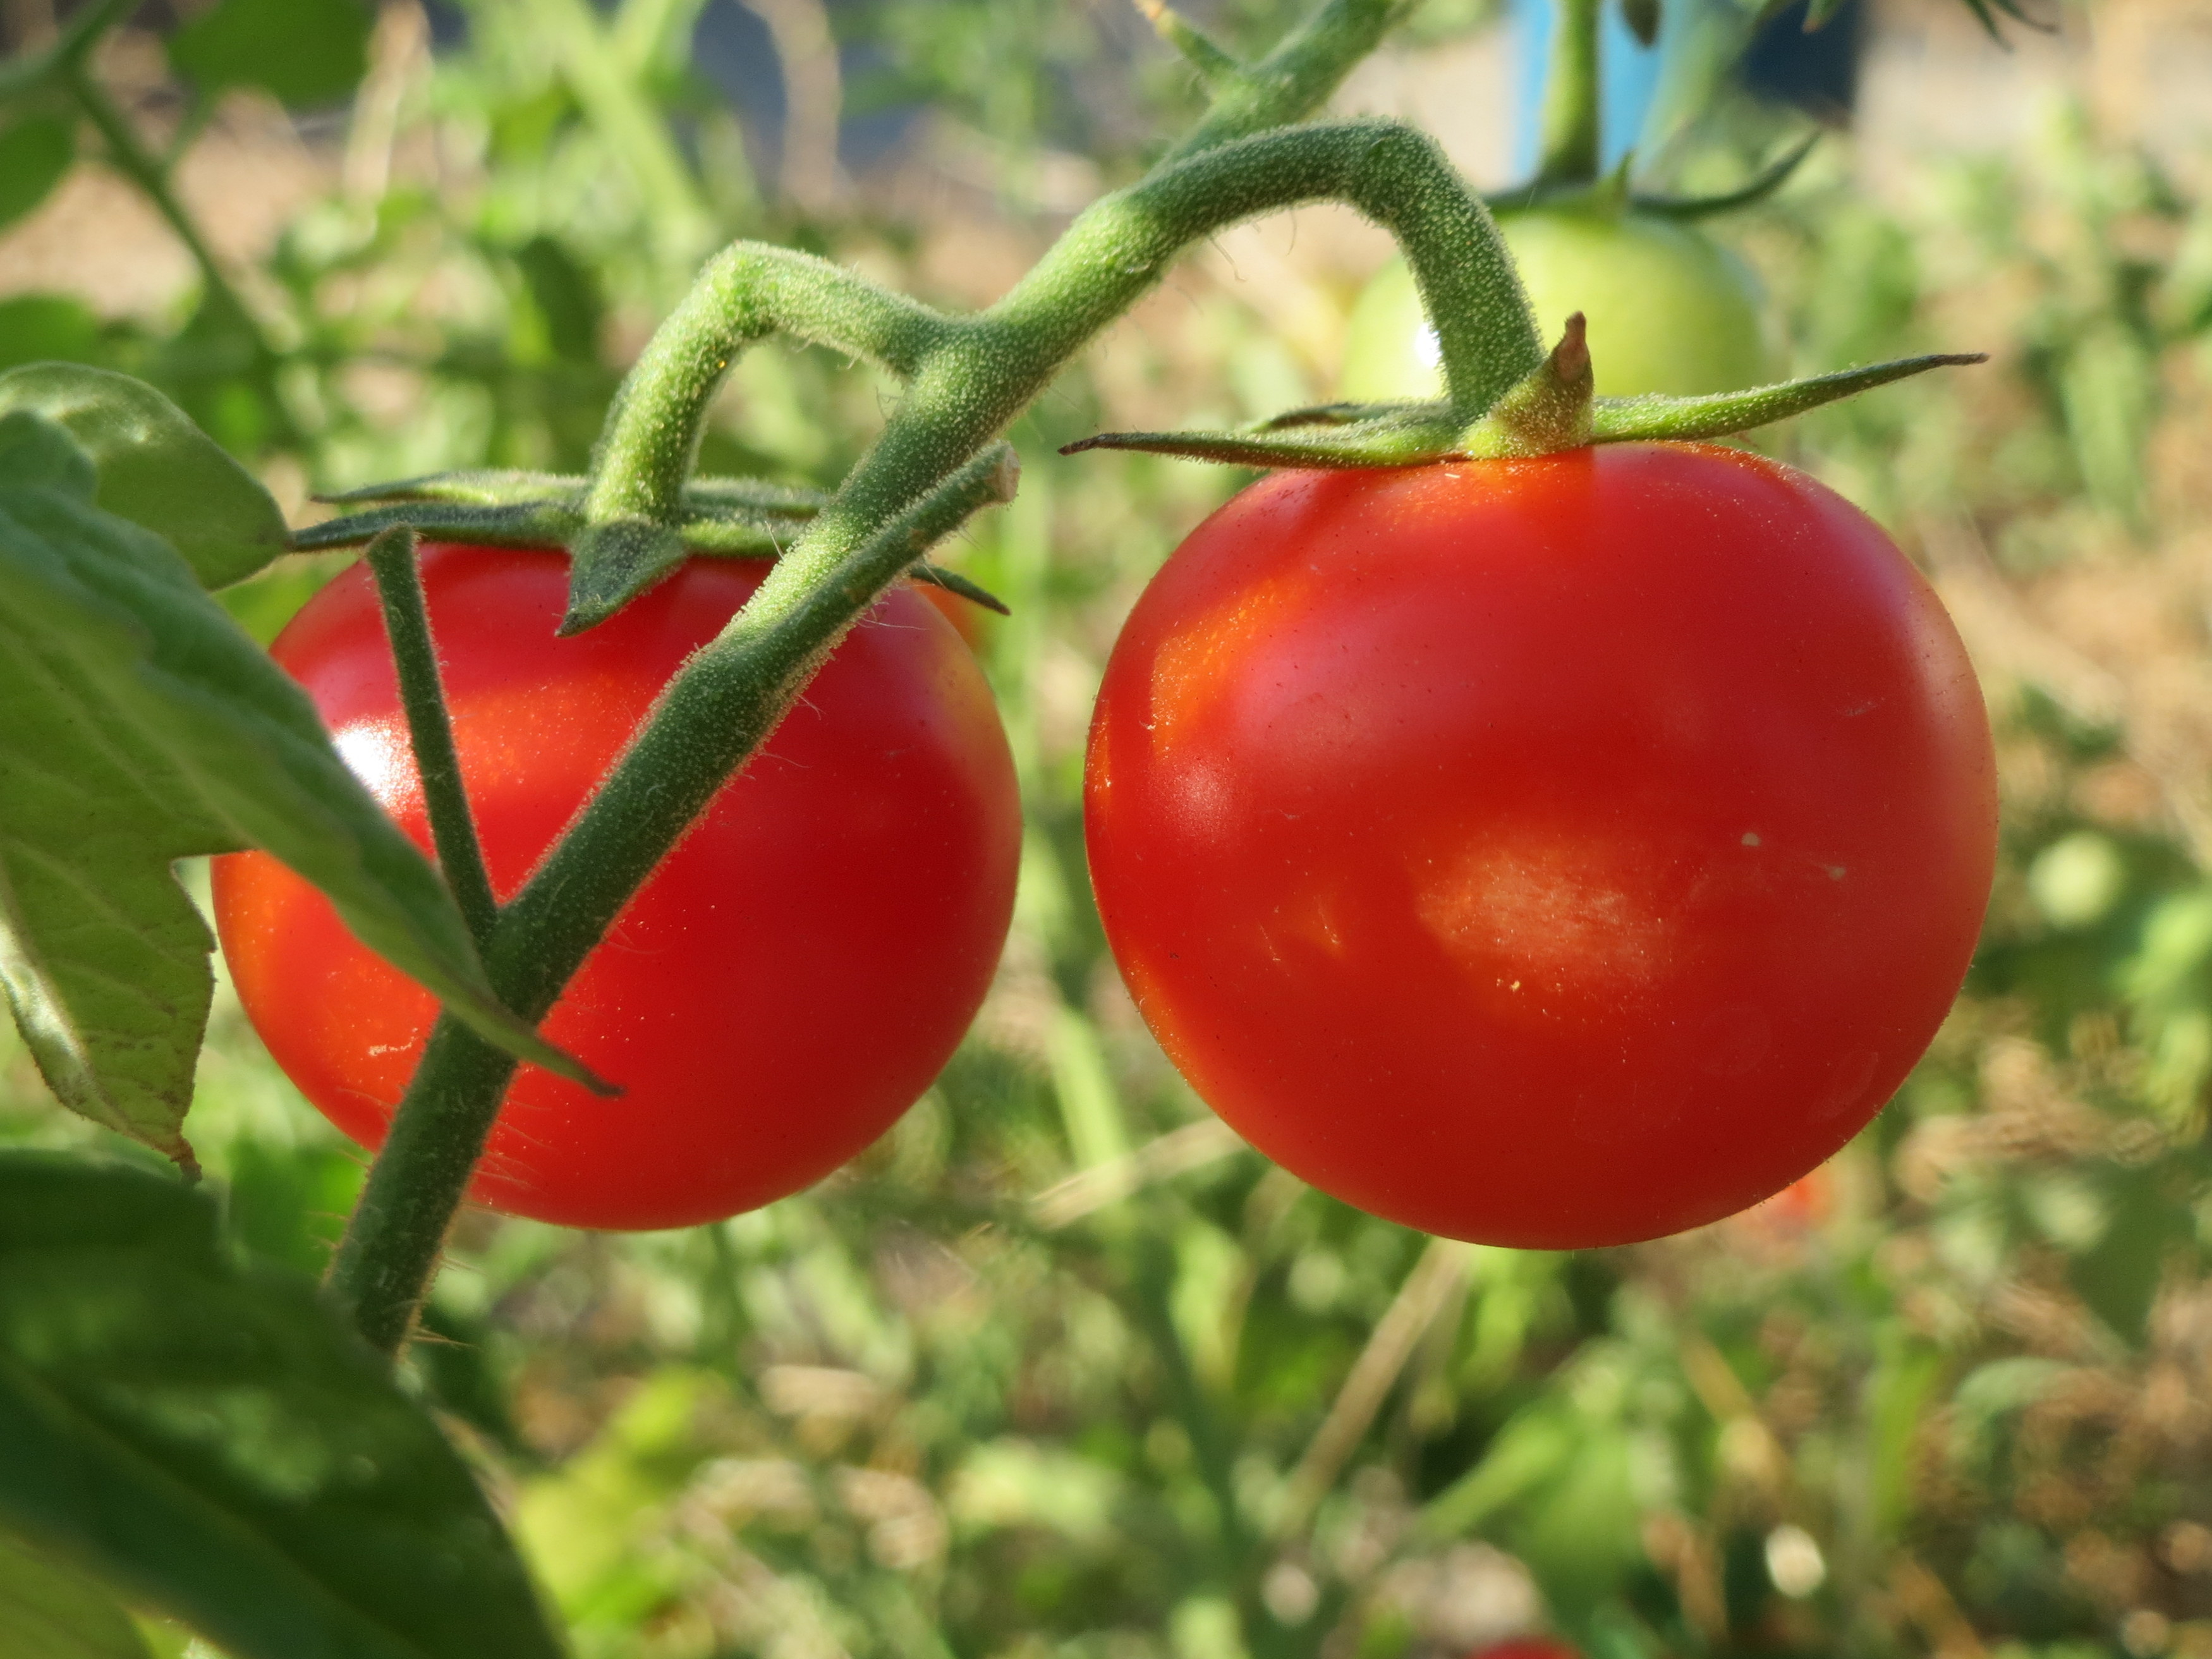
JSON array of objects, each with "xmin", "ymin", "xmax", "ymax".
[
  {"xmin": 1279, "ymin": 881, "xmax": 1352, "ymax": 958},
  {"xmin": 1412, "ymin": 834, "xmax": 1672, "ymax": 995}
]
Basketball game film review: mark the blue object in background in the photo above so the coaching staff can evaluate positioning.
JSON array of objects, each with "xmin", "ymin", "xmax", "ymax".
[{"xmin": 1509, "ymin": 0, "xmax": 1665, "ymax": 178}]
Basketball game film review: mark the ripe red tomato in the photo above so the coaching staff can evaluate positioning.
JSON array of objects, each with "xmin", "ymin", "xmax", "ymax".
[
  {"xmin": 214, "ymin": 547, "xmax": 1021, "ymax": 1231},
  {"xmin": 1084, "ymin": 446, "xmax": 1995, "ymax": 1248},
  {"xmin": 1467, "ymin": 1640, "xmax": 1581, "ymax": 1659}
]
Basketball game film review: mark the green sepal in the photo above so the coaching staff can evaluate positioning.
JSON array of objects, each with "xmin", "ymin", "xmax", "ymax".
[
  {"xmin": 1061, "ymin": 404, "xmax": 1462, "ymax": 470},
  {"xmin": 1064, "ymin": 349, "xmax": 1984, "ymax": 469},
  {"xmin": 0, "ymin": 1152, "xmax": 567, "ymax": 1659},
  {"xmin": 314, "ymin": 468, "xmax": 824, "ymax": 520},
  {"xmin": 313, "ymin": 469, "xmax": 586, "ymax": 507},
  {"xmin": 1629, "ymin": 130, "xmax": 1821, "ymax": 221},
  {"xmin": 1620, "ymin": 0, "xmax": 1662, "ymax": 47},
  {"xmin": 289, "ymin": 500, "xmax": 587, "ymax": 556},
  {"xmin": 558, "ymin": 520, "xmax": 689, "ymax": 635},
  {"xmin": 297, "ymin": 470, "xmax": 827, "ymax": 560},
  {"xmin": 0, "ymin": 411, "xmax": 606, "ymax": 1171},
  {"xmin": 1584, "ymin": 353, "xmax": 1988, "ymax": 444},
  {"xmin": 909, "ymin": 562, "xmax": 1012, "ymax": 616},
  {"xmin": 296, "ymin": 471, "xmax": 1011, "ymax": 614},
  {"xmin": 0, "ymin": 365, "xmax": 288, "ymax": 589}
]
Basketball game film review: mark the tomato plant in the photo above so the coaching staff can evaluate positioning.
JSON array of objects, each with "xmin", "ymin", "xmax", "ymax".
[
  {"xmin": 1085, "ymin": 444, "xmax": 1996, "ymax": 1248},
  {"xmin": 213, "ymin": 545, "xmax": 1022, "ymax": 1230},
  {"xmin": 1340, "ymin": 210, "xmax": 1770, "ymax": 402}
]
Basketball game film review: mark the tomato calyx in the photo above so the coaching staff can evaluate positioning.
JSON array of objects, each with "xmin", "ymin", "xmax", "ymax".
[
  {"xmin": 289, "ymin": 463, "xmax": 1012, "ymax": 619},
  {"xmin": 1461, "ymin": 312, "xmax": 1595, "ymax": 459},
  {"xmin": 1492, "ymin": 128, "xmax": 1823, "ymax": 228},
  {"xmin": 1062, "ymin": 325, "xmax": 1987, "ymax": 470}
]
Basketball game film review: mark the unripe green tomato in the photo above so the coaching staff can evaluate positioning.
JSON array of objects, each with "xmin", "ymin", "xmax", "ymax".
[{"xmin": 1340, "ymin": 210, "xmax": 1770, "ymax": 401}]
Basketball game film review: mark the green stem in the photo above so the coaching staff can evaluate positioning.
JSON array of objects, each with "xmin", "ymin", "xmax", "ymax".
[
  {"xmin": 1534, "ymin": 0, "xmax": 1603, "ymax": 188},
  {"xmin": 568, "ymin": 117, "xmax": 1538, "ymax": 627},
  {"xmin": 1162, "ymin": 0, "xmax": 1414, "ymax": 164},
  {"xmin": 531, "ymin": 0, "xmax": 724, "ymax": 260},
  {"xmin": 60, "ymin": 55, "xmax": 277, "ymax": 367},
  {"xmin": 324, "ymin": 1021, "xmax": 520, "ymax": 1352},
  {"xmin": 363, "ymin": 527, "xmax": 500, "ymax": 951}
]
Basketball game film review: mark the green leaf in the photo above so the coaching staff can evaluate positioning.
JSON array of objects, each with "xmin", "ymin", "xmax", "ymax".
[
  {"xmin": 0, "ymin": 1529, "xmax": 155, "ymax": 1659},
  {"xmin": 2068, "ymin": 1164, "xmax": 2189, "ymax": 1345},
  {"xmin": 167, "ymin": 0, "xmax": 374, "ymax": 109},
  {"xmin": 0, "ymin": 1152, "xmax": 566, "ymax": 1659},
  {"xmin": 0, "ymin": 412, "xmax": 599, "ymax": 1165},
  {"xmin": 0, "ymin": 118, "xmax": 75, "ymax": 235},
  {"xmin": 511, "ymin": 238, "xmax": 605, "ymax": 367},
  {"xmin": 0, "ymin": 297, "xmax": 104, "ymax": 375},
  {"xmin": 0, "ymin": 366, "xmax": 287, "ymax": 588}
]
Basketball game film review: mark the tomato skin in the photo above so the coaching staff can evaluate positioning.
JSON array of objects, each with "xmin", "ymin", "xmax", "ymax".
[
  {"xmin": 1467, "ymin": 1640, "xmax": 1581, "ymax": 1659},
  {"xmin": 1085, "ymin": 446, "xmax": 1995, "ymax": 1248},
  {"xmin": 1340, "ymin": 210, "xmax": 1769, "ymax": 401},
  {"xmin": 213, "ymin": 547, "xmax": 1021, "ymax": 1231}
]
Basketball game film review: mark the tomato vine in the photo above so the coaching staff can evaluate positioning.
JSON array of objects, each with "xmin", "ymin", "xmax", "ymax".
[{"xmin": 273, "ymin": 0, "xmax": 1984, "ymax": 1356}]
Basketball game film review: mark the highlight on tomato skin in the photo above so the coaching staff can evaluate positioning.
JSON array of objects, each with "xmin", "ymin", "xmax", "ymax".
[
  {"xmin": 1083, "ymin": 443, "xmax": 1998, "ymax": 1250},
  {"xmin": 212, "ymin": 544, "xmax": 1023, "ymax": 1232}
]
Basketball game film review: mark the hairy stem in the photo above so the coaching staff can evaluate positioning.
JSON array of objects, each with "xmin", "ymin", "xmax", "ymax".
[
  {"xmin": 573, "ymin": 118, "xmax": 1538, "ymax": 630},
  {"xmin": 324, "ymin": 1022, "xmax": 519, "ymax": 1352},
  {"xmin": 363, "ymin": 527, "xmax": 500, "ymax": 950}
]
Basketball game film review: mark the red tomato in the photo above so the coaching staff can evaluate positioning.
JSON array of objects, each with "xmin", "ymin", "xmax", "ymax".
[
  {"xmin": 214, "ymin": 548, "xmax": 1021, "ymax": 1231},
  {"xmin": 1084, "ymin": 446, "xmax": 1995, "ymax": 1248},
  {"xmin": 1467, "ymin": 1641, "xmax": 1581, "ymax": 1659}
]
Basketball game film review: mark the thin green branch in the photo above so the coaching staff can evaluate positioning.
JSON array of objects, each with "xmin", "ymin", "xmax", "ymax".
[
  {"xmin": 1631, "ymin": 130, "xmax": 1820, "ymax": 220},
  {"xmin": 1162, "ymin": 0, "xmax": 1418, "ymax": 164},
  {"xmin": 528, "ymin": 0, "xmax": 724, "ymax": 259},
  {"xmin": 363, "ymin": 527, "xmax": 500, "ymax": 951},
  {"xmin": 1535, "ymin": 0, "xmax": 1603, "ymax": 187},
  {"xmin": 61, "ymin": 60, "xmax": 272, "ymax": 361},
  {"xmin": 566, "ymin": 250, "xmax": 954, "ymax": 622},
  {"xmin": 1133, "ymin": 0, "xmax": 1241, "ymax": 84},
  {"xmin": 566, "ymin": 115, "xmax": 1538, "ymax": 628},
  {"xmin": 1061, "ymin": 411, "xmax": 1459, "ymax": 468},
  {"xmin": 324, "ymin": 1021, "xmax": 520, "ymax": 1353}
]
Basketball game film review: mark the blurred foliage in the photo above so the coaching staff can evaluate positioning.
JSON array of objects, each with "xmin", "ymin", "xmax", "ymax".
[{"xmin": 4, "ymin": 2, "xmax": 2212, "ymax": 1658}]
